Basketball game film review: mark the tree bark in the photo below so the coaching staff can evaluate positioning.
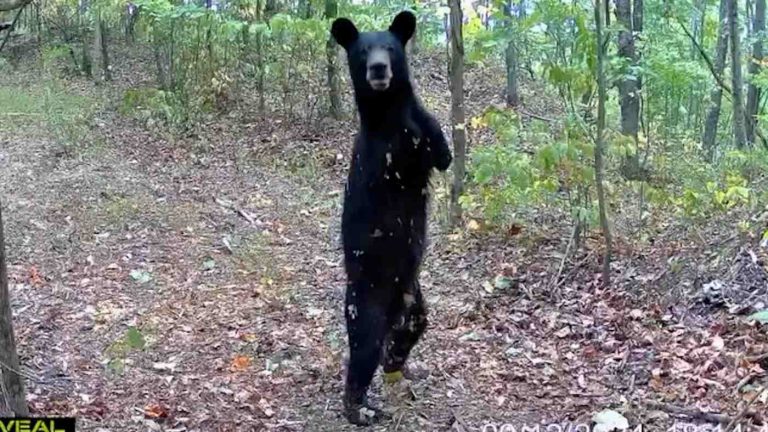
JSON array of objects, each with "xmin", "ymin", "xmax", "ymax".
[
  {"xmin": 504, "ymin": 1, "xmax": 520, "ymax": 107},
  {"xmin": 730, "ymin": 0, "xmax": 749, "ymax": 148},
  {"xmin": 596, "ymin": 0, "xmax": 613, "ymax": 287},
  {"xmin": 703, "ymin": 0, "xmax": 730, "ymax": 158},
  {"xmin": 449, "ymin": 0, "xmax": 467, "ymax": 227},
  {"xmin": 0, "ymin": 204, "xmax": 28, "ymax": 416},
  {"xmin": 78, "ymin": 0, "xmax": 92, "ymax": 78},
  {"xmin": 687, "ymin": 0, "xmax": 706, "ymax": 129},
  {"xmin": 256, "ymin": 0, "xmax": 265, "ymax": 113},
  {"xmin": 325, "ymin": 0, "xmax": 342, "ymax": 119},
  {"xmin": 747, "ymin": 0, "xmax": 765, "ymax": 144},
  {"xmin": 92, "ymin": 16, "xmax": 111, "ymax": 82},
  {"xmin": 615, "ymin": 0, "xmax": 643, "ymax": 178}
]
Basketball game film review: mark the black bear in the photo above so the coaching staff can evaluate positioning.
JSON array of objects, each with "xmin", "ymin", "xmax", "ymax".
[{"xmin": 331, "ymin": 11, "xmax": 453, "ymax": 425}]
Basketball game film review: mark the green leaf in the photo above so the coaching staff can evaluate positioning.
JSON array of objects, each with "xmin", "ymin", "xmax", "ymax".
[
  {"xmin": 747, "ymin": 310, "xmax": 768, "ymax": 323},
  {"xmin": 494, "ymin": 275, "xmax": 513, "ymax": 290},
  {"xmin": 130, "ymin": 269, "xmax": 152, "ymax": 284},
  {"xmin": 202, "ymin": 258, "xmax": 216, "ymax": 270},
  {"xmin": 126, "ymin": 327, "xmax": 146, "ymax": 349}
]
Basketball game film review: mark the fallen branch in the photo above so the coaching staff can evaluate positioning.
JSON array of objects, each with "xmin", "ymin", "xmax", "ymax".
[
  {"xmin": 644, "ymin": 400, "xmax": 731, "ymax": 424},
  {"xmin": 518, "ymin": 109, "xmax": 557, "ymax": 123},
  {"xmin": 550, "ymin": 224, "xmax": 578, "ymax": 292},
  {"xmin": 745, "ymin": 352, "xmax": 768, "ymax": 363},
  {"xmin": 450, "ymin": 410, "xmax": 469, "ymax": 432},
  {"xmin": 734, "ymin": 372, "xmax": 762, "ymax": 394},
  {"xmin": 214, "ymin": 196, "xmax": 256, "ymax": 225}
]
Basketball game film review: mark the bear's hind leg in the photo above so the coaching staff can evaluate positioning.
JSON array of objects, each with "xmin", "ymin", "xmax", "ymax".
[
  {"xmin": 344, "ymin": 280, "xmax": 390, "ymax": 425},
  {"xmin": 382, "ymin": 280, "xmax": 428, "ymax": 381}
]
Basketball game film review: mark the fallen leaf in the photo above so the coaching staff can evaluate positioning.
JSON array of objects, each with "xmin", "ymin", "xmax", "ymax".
[
  {"xmin": 129, "ymin": 269, "xmax": 152, "ymax": 284},
  {"xmin": 28, "ymin": 267, "xmax": 44, "ymax": 286},
  {"xmin": 747, "ymin": 310, "xmax": 768, "ymax": 323},
  {"xmin": 482, "ymin": 280, "xmax": 494, "ymax": 294},
  {"xmin": 144, "ymin": 403, "xmax": 169, "ymax": 419},
  {"xmin": 711, "ymin": 335, "xmax": 725, "ymax": 351},
  {"xmin": 230, "ymin": 355, "xmax": 252, "ymax": 371},
  {"xmin": 592, "ymin": 409, "xmax": 629, "ymax": 432},
  {"xmin": 152, "ymin": 362, "xmax": 177, "ymax": 372}
]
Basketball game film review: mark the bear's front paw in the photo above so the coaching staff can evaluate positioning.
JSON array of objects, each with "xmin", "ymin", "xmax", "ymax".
[{"xmin": 425, "ymin": 134, "xmax": 452, "ymax": 172}]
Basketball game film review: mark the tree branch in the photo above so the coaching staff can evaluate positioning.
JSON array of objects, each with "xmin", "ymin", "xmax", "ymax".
[
  {"xmin": 0, "ymin": 1, "xmax": 26, "ymax": 53},
  {"xmin": 0, "ymin": 0, "xmax": 31, "ymax": 12},
  {"xmin": 675, "ymin": 15, "xmax": 733, "ymax": 96}
]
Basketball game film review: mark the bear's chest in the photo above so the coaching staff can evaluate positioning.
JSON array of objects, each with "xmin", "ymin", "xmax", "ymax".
[{"xmin": 351, "ymin": 131, "xmax": 430, "ymax": 188}]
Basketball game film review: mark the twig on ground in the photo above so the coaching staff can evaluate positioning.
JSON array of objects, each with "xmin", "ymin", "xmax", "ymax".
[
  {"xmin": 734, "ymin": 373, "xmax": 762, "ymax": 395},
  {"xmin": 394, "ymin": 412, "xmax": 404, "ymax": 431},
  {"xmin": 518, "ymin": 109, "xmax": 557, "ymax": 123},
  {"xmin": 745, "ymin": 352, "xmax": 768, "ymax": 363},
  {"xmin": 725, "ymin": 389, "xmax": 766, "ymax": 432},
  {"xmin": 550, "ymin": 224, "xmax": 578, "ymax": 293},
  {"xmin": 644, "ymin": 400, "xmax": 731, "ymax": 424},
  {"xmin": 450, "ymin": 410, "xmax": 469, "ymax": 432},
  {"xmin": 214, "ymin": 196, "xmax": 256, "ymax": 224}
]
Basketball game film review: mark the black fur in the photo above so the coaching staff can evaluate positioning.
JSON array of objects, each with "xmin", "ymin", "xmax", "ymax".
[{"xmin": 332, "ymin": 10, "xmax": 452, "ymax": 426}]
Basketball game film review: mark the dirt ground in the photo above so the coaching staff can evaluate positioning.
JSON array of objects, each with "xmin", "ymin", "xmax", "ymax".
[{"xmin": 1, "ymin": 49, "xmax": 767, "ymax": 432}]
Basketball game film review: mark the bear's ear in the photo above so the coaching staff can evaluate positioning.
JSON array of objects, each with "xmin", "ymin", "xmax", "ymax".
[
  {"xmin": 331, "ymin": 18, "xmax": 359, "ymax": 50},
  {"xmin": 389, "ymin": 11, "xmax": 416, "ymax": 45}
]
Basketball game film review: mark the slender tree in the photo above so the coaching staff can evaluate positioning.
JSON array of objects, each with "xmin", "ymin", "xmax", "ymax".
[
  {"xmin": 615, "ymin": 0, "xmax": 643, "ymax": 178},
  {"xmin": 730, "ymin": 0, "xmax": 749, "ymax": 148},
  {"xmin": 747, "ymin": 0, "xmax": 765, "ymax": 143},
  {"xmin": 596, "ymin": 0, "xmax": 613, "ymax": 287},
  {"xmin": 703, "ymin": 0, "xmax": 731, "ymax": 158},
  {"xmin": 504, "ymin": 0, "xmax": 520, "ymax": 107},
  {"xmin": 92, "ymin": 13, "xmax": 111, "ymax": 82},
  {"xmin": 326, "ymin": 0, "xmax": 342, "ymax": 119},
  {"xmin": 0, "ymin": 204, "xmax": 28, "ymax": 416},
  {"xmin": 449, "ymin": 0, "xmax": 467, "ymax": 226}
]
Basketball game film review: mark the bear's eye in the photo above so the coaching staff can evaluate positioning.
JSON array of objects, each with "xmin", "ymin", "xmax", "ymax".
[{"xmin": 386, "ymin": 45, "xmax": 395, "ymax": 52}]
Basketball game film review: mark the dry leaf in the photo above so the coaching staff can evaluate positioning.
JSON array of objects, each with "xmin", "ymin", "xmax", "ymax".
[
  {"xmin": 144, "ymin": 403, "xmax": 169, "ymax": 419},
  {"xmin": 711, "ymin": 335, "xmax": 725, "ymax": 351},
  {"xmin": 230, "ymin": 355, "xmax": 252, "ymax": 371}
]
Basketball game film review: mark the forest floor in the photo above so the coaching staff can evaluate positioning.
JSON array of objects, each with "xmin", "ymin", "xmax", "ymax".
[{"xmin": 1, "ymin": 47, "xmax": 767, "ymax": 432}]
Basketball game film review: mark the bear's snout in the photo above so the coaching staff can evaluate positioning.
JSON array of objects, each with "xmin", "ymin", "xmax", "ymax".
[{"xmin": 366, "ymin": 48, "xmax": 392, "ymax": 91}]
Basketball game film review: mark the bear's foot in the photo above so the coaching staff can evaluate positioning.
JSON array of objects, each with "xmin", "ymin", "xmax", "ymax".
[{"xmin": 343, "ymin": 401, "xmax": 382, "ymax": 426}]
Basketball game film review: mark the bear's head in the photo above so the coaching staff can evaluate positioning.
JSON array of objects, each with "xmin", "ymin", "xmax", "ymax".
[{"xmin": 331, "ymin": 11, "xmax": 416, "ymax": 95}]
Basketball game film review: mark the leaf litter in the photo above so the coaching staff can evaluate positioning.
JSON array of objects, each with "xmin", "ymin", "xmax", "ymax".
[{"xmin": 0, "ymin": 49, "xmax": 766, "ymax": 432}]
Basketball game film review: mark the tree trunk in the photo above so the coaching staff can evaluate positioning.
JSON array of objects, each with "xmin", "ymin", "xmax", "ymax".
[
  {"xmin": 92, "ymin": 16, "xmax": 111, "ymax": 82},
  {"xmin": 730, "ymin": 0, "xmax": 749, "ymax": 148},
  {"xmin": 325, "ymin": 0, "xmax": 342, "ymax": 119},
  {"xmin": 687, "ymin": 0, "xmax": 706, "ymax": 128},
  {"xmin": 448, "ymin": 0, "xmax": 467, "ymax": 227},
  {"xmin": 504, "ymin": 1, "xmax": 520, "ymax": 107},
  {"xmin": 256, "ymin": 0, "xmax": 265, "ymax": 113},
  {"xmin": 0, "ymin": 204, "xmax": 28, "ymax": 416},
  {"xmin": 703, "ymin": 0, "xmax": 730, "ymax": 159},
  {"xmin": 615, "ymin": 0, "xmax": 643, "ymax": 178},
  {"xmin": 596, "ymin": 0, "xmax": 613, "ymax": 287},
  {"xmin": 78, "ymin": 0, "xmax": 92, "ymax": 78},
  {"xmin": 747, "ymin": 0, "xmax": 765, "ymax": 143}
]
